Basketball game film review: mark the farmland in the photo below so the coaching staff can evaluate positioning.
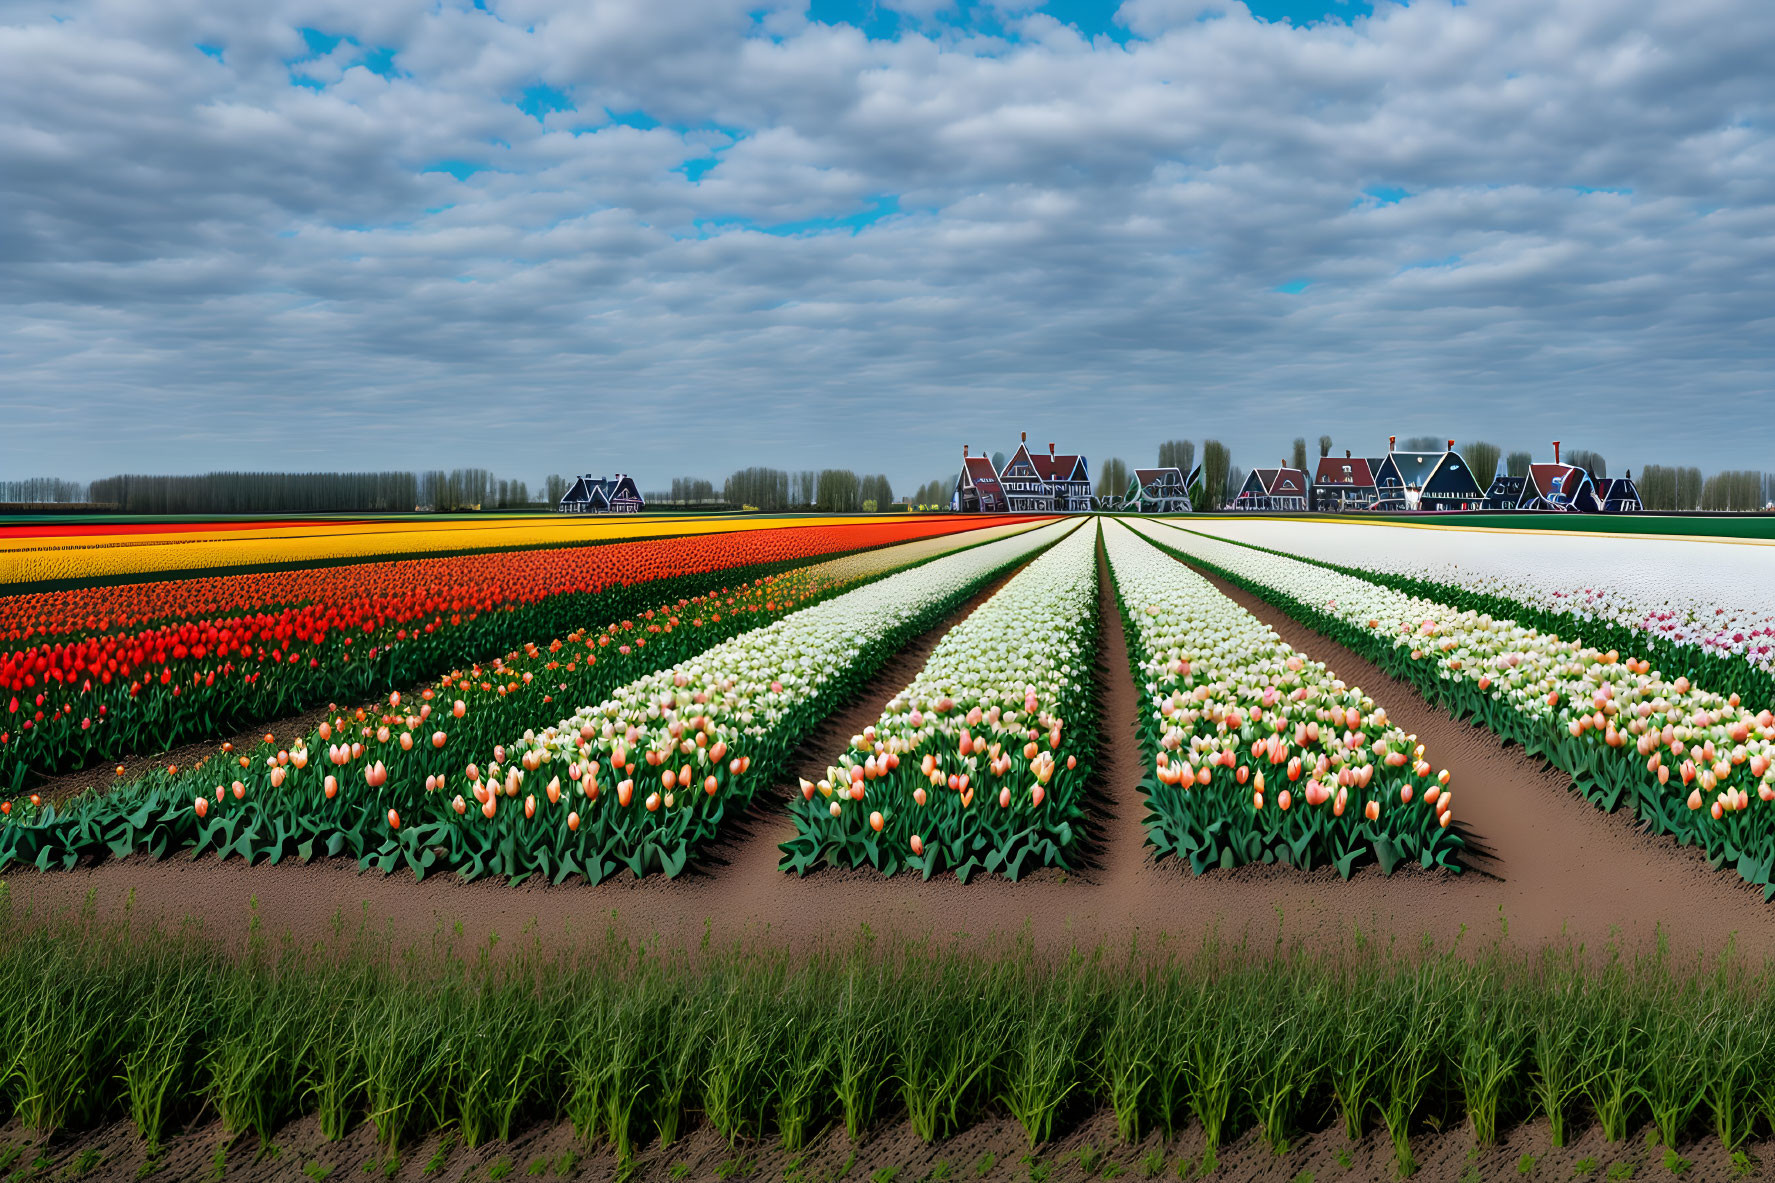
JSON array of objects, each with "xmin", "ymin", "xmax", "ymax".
[{"xmin": 7, "ymin": 510, "xmax": 1775, "ymax": 1181}]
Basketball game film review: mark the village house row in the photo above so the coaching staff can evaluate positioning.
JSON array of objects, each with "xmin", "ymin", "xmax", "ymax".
[{"xmin": 952, "ymin": 436, "xmax": 1643, "ymax": 514}]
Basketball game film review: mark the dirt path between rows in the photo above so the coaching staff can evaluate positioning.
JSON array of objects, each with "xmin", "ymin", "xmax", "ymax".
[
  {"xmin": 14, "ymin": 1097, "xmax": 1770, "ymax": 1183},
  {"xmin": 8, "ymin": 527, "xmax": 1775, "ymax": 965}
]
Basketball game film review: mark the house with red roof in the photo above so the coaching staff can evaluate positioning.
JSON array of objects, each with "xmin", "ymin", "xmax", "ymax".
[
  {"xmin": 1232, "ymin": 466, "xmax": 1310, "ymax": 512},
  {"xmin": 1519, "ymin": 464, "xmax": 1600, "ymax": 512},
  {"xmin": 1311, "ymin": 450, "xmax": 1379, "ymax": 512},
  {"xmin": 1509, "ymin": 442, "xmax": 1599, "ymax": 511},
  {"xmin": 951, "ymin": 445, "xmax": 1008, "ymax": 513},
  {"xmin": 998, "ymin": 433, "xmax": 1094, "ymax": 512}
]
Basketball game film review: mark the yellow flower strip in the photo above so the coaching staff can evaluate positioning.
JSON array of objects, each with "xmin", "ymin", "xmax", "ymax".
[{"xmin": 0, "ymin": 515, "xmax": 991, "ymax": 585}]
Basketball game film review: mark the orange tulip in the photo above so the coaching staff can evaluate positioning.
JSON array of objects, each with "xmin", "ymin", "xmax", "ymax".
[{"xmin": 387, "ymin": 808, "xmax": 401, "ymax": 830}]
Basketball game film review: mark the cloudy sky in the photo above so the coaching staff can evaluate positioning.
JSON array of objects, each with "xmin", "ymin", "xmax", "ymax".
[{"xmin": 2, "ymin": 0, "xmax": 1771, "ymax": 493}]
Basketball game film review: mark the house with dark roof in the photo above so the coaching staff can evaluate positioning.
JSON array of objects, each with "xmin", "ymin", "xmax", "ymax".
[
  {"xmin": 1372, "ymin": 438, "xmax": 1486, "ymax": 511},
  {"xmin": 1125, "ymin": 467, "xmax": 1192, "ymax": 513},
  {"xmin": 952, "ymin": 445, "xmax": 1008, "ymax": 513},
  {"xmin": 1595, "ymin": 471, "xmax": 1644, "ymax": 513},
  {"xmin": 997, "ymin": 433, "xmax": 1094, "ymax": 512},
  {"xmin": 1484, "ymin": 460, "xmax": 1527, "ymax": 511},
  {"xmin": 558, "ymin": 473, "xmax": 644, "ymax": 514},
  {"xmin": 1312, "ymin": 451, "xmax": 1379, "ymax": 512},
  {"xmin": 1232, "ymin": 466, "xmax": 1310, "ymax": 512}
]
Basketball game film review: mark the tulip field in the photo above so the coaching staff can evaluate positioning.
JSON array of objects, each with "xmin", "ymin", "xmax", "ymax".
[
  {"xmin": 1132, "ymin": 518, "xmax": 1775, "ymax": 898},
  {"xmin": 13, "ymin": 507, "xmax": 1775, "ymax": 1177},
  {"xmin": 780, "ymin": 521, "xmax": 1098, "ymax": 880},
  {"xmin": 0, "ymin": 518, "xmax": 1057, "ymax": 877},
  {"xmin": 1104, "ymin": 520, "xmax": 1462, "ymax": 876},
  {"xmin": 0, "ymin": 514, "xmax": 1036, "ymax": 791}
]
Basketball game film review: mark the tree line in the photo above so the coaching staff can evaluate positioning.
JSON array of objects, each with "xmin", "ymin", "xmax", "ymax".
[
  {"xmin": 87, "ymin": 472, "xmax": 422, "ymax": 515},
  {"xmin": 9, "ymin": 450, "xmax": 1772, "ymax": 515}
]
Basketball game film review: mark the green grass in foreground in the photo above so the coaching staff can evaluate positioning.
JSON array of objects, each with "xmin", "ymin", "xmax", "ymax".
[{"xmin": 2, "ymin": 895, "xmax": 1772, "ymax": 1178}]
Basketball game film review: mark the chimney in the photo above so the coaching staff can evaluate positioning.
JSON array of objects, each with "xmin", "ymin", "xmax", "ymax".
[
  {"xmin": 1048, "ymin": 442, "xmax": 1055, "ymax": 456},
  {"xmin": 1553, "ymin": 440, "xmax": 1561, "ymax": 465},
  {"xmin": 1345, "ymin": 449, "xmax": 1351, "ymax": 458},
  {"xmin": 1447, "ymin": 439, "xmax": 1455, "ymax": 452},
  {"xmin": 1021, "ymin": 431, "xmax": 1027, "ymax": 443},
  {"xmin": 1389, "ymin": 435, "xmax": 1396, "ymax": 452},
  {"xmin": 963, "ymin": 444, "xmax": 969, "ymax": 458}
]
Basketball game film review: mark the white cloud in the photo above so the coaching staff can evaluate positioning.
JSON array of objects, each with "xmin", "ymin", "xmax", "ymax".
[{"xmin": 1, "ymin": 0, "xmax": 1772, "ymax": 490}]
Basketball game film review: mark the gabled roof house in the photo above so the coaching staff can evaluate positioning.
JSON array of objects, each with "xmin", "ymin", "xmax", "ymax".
[
  {"xmin": 1312, "ymin": 451, "xmax": 1379, "ymax": 512},
  {"xmin": 1232, "ymin": 466, "xmax": 1310, "ymax": 512},
  {"xmin": 1519, "ymin": 463, "xmax": 1600, "ymax": 512},
  {"xmin": 559, "ymin": 473, "xmax": 644, "ymax": 514},
  {"xmin": 1125, "ymin": 467, "xmax": 1193, "ymax": 513},
  {"xmin": 1372, "ymin": 438, "xmax": 1485, "ymax": 512},
  {"xmin": 952, "ymin": 445, "xmax": 1008, "ymax": 513},
  {"xmin": 1484, "ymin": 461, "xmax": 1527, "ymax": 511},
  {"xmin": 1595, "ymin": 471, "xmax": 1643, "ymax": 513},
  {"xmin": 1514, "ymin": 444, "xmax": 1600, "ymax": 512},
  {"xmin": 998, "ymin": 433, "xmax": 1094, "ymax": 512}
]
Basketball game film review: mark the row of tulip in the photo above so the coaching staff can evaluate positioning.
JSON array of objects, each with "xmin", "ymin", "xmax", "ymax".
[
  {"xmin": 0, "ymin": 511, "xmax": 952, "ymax": 585},
  {"xmin": 1186, "ymin": 518, "xmax": 1775, "ymax": 707},
  {"xmin": 1134, "ymin": 519, "xmax": 1775, "ymax": 897},
  {"xmin": 1103, "ymin": 520, "xmax": 1463, "ymax": 876},
  {"xmin": 483, "ymin": 519, "xmax": 1074, "ymax": 882},
  {"xmin": 0, "ymin": 522, "xmax": 1050, "ymax": 875},
  {"xmin": 1, "ymin": 517, "xmax": 1022, "ymax": 786},
  {"xmin": 778, "ymin": 519, "xmax": 1098, "ymax": 880}
]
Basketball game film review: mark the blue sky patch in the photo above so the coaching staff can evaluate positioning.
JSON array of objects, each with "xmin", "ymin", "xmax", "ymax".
[
  {"xmin": 605, "ymin": 109, "xmax": 661, "ymax": 131},
  {"xmin": 298, "ymin": 27, "xmax": 343, "ymax": 56},
  {"xmin": 1244, "ymin": 0, "xmax": 1374, "ymax": 24},
  {"xmin": 1275, "ymin": 278, "xmax": 1312, "ymax": 293},
  {"xmin": 358, "ymin": 46, "xmax": 400, "ymax": 77},
  {"xmin": 1365, "ymin": 186, "xmax": 1410, "ymax": 205},
  {"xmin": 805, "ymin": 0, "xmax": 1374, "ymax": 41},
  {"xmin": 517, "ymin": 84, "xmax": 575, "ymax": 121},
  {"xmin": 680, "ymin": 157, "xmax": 719, "ymax": 183},
  {"xmin": 196, "ymin": 43, "xmax": 224, "ymax": 61},
  {"xmin": 425, "ymin": 161, "xmax": 486, "ymax": 181},
  {"xmin": 763, "ymin": 194, "xmax": 901, "ymax": 235},
  {"xmin": 691, "ymin": 194, "xmax": 903, "ymax": 238}
]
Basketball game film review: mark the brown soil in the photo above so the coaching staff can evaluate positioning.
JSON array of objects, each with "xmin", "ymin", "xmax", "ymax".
[
  {"xmin": 10, "ymin": 1108, "xmax": 1771, "ymax": 1182},
  {"xmin": 9, "ymin": 528, "xmax": 1775, "ymax": 970}
]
